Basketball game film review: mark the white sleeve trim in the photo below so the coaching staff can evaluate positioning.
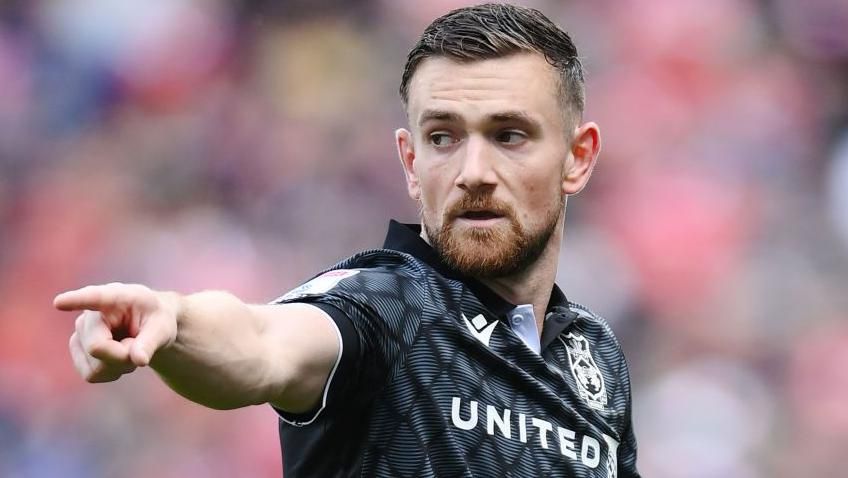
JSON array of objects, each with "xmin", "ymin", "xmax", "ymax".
[{"xmin": 276, "ymin": 305, "xmax": 345, "ymax": 427}]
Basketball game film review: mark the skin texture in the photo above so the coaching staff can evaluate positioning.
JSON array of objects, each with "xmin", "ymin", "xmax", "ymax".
[
  {"xmin": 396, "ymin": 53, "xmax": 601, "ymax": 326},
  {"xmin": 52, "ymin": 51, "xmax": 601, "ymax": 414},
  {"xmin": 54, "ymin": 285, "xmax": 340, "ymax": 412}
]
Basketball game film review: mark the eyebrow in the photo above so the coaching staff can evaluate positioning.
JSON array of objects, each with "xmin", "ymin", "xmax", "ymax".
[
  {"xmin": 418, "ymin": 109, "xmax": 461, "ymax": 126},
  {"xmin": 418, "ymin": 109, "xmax": 542, "ymax": 131},
  {"xmin": 489, "ymin": 111, "xmax": 542, "ymax": 131}
]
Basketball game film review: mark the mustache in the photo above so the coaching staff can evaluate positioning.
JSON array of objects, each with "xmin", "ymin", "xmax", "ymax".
[{"xmin": 445, "ymin": 192, "xmax": 514, "ymax": 219}]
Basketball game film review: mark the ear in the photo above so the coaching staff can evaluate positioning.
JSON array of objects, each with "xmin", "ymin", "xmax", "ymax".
[
  {"xmin": 396, "ymin": 128, "xmax": 421, "ymax": 200},
  {"xmin": 562, "ymin": 121, "xmax": 601, "ymax": 195}
]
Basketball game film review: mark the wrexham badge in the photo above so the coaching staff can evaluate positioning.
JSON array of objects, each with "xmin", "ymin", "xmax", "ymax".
[{"xmin": 564, "ymin": 332, "xmax": 608, "ymax": 410}]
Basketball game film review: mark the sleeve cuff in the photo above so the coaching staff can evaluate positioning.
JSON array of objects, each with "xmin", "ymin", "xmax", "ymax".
[{"xmin": 273, "ymin": 301, "xmax": 361, "ymax": 427}]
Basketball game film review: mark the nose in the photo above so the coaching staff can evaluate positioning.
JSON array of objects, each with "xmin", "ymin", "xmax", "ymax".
[{"xmin": 455, "ymin": 135, "xmax": 497, "ymax": 191}]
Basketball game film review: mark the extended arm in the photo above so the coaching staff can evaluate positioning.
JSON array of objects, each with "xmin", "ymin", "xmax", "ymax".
[{"xmin": 54, "ymin": 283, "xmax": 340, "ymax": 412}]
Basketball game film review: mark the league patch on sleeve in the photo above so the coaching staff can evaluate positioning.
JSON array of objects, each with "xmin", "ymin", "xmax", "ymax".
[{"xmin": 274, "ymin": 269, "xmax": 360, "ymax": 302}]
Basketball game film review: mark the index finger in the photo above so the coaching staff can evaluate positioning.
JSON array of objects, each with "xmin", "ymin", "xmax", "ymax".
[{"xmin": 54, "ymin": 285, "xmax": 115, "ymax": 312}]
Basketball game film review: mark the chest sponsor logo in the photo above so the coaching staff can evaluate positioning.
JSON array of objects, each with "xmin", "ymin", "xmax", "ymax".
[
  {"xmin": 563, "ymin": 332, "xmax": 608, "ymax": 411},
  {"xmin": 450, "ymin": 396, "xmax": 619, "ymax": 477},
  {"xmin": 462, "ymin": 313, "xmax": 498, "ymax": 347}
]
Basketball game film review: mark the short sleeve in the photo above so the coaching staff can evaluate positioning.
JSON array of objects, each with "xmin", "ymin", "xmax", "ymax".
[
  {"xmin": 271, "ymin": 266, "xmax": 428, "ymax": 424},
  {"xmin": 267, "ymin": 301, "xmax": 360, "ymax": 426}
]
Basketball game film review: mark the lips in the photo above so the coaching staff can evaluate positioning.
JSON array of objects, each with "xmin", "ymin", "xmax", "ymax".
[
  {"xmin": 459, "ymin": 210, "xmax": 503, "ymax": 220},
  {"xmin": 448, "ymin": 193, "xmax": 512, "ymax": 223}
]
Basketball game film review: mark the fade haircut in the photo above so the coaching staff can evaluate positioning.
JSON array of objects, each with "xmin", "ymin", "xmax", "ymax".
[{"xmin": 400, "ymin": 3, "xmax": 585, "ymax": 123}]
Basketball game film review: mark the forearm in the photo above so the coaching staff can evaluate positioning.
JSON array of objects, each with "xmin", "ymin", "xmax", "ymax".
[
  {"xmin": 56, "ymin": 282, "xmax": 339, "ymax": 411},
  {"xmin": 150, "ymin": 290, "xmax": 280, "ymax": 410}
]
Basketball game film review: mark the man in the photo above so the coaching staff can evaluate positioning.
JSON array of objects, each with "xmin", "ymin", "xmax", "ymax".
[{"xmin": 54, "ymin": 3, "xmax": 639, "ymax": 477}]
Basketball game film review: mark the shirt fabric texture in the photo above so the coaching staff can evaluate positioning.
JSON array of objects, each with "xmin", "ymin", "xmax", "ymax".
[{"xmin": 272, "ymin": 221, "xmax": 640, "ymax": 478}]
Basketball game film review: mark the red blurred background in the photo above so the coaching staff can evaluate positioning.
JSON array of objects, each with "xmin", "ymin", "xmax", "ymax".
[{"xmin": 1, "ymin": 0, "xmax": 847, "ymax": 476}]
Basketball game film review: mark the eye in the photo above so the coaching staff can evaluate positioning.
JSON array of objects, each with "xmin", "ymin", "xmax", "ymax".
[
  {"xmin": 495, "ymin": 130, "xmax": 527, "ymax": 145},
  {"xmin": 429, "ymin": 132, "xmax": 458, "ymax": 148}
]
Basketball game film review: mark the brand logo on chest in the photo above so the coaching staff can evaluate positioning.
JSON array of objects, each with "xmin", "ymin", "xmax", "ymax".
[{"xmin": 462, "ymin": 313, "xmax": 498, "ymax": 347}]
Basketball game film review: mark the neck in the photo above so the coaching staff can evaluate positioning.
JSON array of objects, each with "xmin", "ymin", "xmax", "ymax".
[
  {"xmin": 479, "ymin": 224, "xmax": 562, "ymax": 335},
  {"xmin": 420, "ymin": 215, "xmax": 566, "ymax": 337}
]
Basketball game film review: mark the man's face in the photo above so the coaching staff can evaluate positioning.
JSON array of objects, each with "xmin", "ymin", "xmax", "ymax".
[{"xmin": 397, "ymin": 53, "xmax": 594, "ymax": 278}]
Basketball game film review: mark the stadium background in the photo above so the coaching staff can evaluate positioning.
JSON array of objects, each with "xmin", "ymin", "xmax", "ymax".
[{"xmin": 1, "ymin": 0, "xmax": 847, "ymax": 476}]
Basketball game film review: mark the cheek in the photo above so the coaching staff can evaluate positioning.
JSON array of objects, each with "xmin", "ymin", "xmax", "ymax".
[
  {"xmin": 416, "ymin": 179, "xmax": 446, "ymax": 227},
  {"xmin": 417, "ymin": 165, "xmax": 454, "ymax": 208},
  {"xmin": 514, "ymin": 173, "xmax": 563, "ymax": 218}
]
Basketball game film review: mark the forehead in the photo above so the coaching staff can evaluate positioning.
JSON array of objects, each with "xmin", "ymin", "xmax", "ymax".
[{"xmin": 406, "ymin": 53, "xmax": 563, "ymax": 127}]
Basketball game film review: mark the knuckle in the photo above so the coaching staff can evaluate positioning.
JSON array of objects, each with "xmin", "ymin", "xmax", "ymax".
[
  {"xmin": 111, "ymin": 288, "xmax": 128, "ymax": 307},
  {"xmin": 127, "ymin": 284, "xmax": 152, "ymax": 306},
  {"xmin": 79, "ymin": 311, "xmax": 99, "ymax": 332},
  {"xmin": 74, "ymin": 314, "xmax": 84, "ymax": 330},
  {"xmin": 83, "ymin": 342, "xmax": 99, "ymax": 357},
  {"xmin": 128, "ymin": 283, "xmax": 148, "ymax": 294}
]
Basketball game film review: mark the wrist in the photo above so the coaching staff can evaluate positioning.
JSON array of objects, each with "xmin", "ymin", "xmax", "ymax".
[{"xmin": 155, "ymin": 290, "xmax": 183, "ymax": 350}]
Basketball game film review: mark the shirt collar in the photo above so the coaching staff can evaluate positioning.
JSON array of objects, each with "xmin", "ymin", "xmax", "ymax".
[{"xmin": 382, "ymin": 220, "xmax": 572, "ymax": 323}]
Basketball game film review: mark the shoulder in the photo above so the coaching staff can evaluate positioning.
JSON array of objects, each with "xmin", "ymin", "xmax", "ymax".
[
  {"xmin": 567, "ymin": 302, "xmax": 622, "ymax": 346},
  {"xmin": 274, "ymin": 249, "xmax": 435, "ymax": 304}
]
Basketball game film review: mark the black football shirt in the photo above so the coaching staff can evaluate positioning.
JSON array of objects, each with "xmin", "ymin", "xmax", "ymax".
[{"xmin": 272, "ymin": 221, "xmax": 640, "ymax": 477}]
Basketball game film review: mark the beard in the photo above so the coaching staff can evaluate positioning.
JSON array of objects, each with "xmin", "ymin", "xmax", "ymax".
[{"xmin": 423, "ymin": 191, "xmax": 564, "ymax": 279}]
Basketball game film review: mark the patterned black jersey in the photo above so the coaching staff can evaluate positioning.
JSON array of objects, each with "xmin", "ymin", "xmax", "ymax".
[{"xmin": 272, "ymin": 221, "xmax": 640, "ymax": 477}]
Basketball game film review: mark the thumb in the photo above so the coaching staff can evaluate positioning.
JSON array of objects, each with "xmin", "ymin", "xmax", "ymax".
[
  {"xmin": 129, "ymin": 340, "xmax": 152, "ymax": 367},
  {"xmin": 129, "ymin": 312, "xmax": 176, "ymax": 367}
]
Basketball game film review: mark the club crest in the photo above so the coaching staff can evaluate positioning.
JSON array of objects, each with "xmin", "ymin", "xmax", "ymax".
[{"xmin": 563, "ymin": 332, "xmax": 608, "ymax": 410}]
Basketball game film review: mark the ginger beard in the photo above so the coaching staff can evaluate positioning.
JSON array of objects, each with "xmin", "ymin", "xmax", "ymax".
[{"xmin": 423, "ymin": 190, "xmax": 565, "ymax": 279}]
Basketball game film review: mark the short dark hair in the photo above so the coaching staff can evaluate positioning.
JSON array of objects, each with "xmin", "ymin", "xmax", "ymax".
[{"xmin": 400, "ymin": 3, "xmax": 585, "ymax": 121}]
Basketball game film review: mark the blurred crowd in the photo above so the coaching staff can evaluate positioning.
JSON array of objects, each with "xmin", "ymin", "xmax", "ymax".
[{"xmin": 1, "ymin": 0, "xmax": 847, "ymax": 476}]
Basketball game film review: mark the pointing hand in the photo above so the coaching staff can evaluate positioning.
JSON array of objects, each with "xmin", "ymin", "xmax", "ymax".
[{"xmin": 53, "ymin": 283, "xmax": 180, "ymax": 383}]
